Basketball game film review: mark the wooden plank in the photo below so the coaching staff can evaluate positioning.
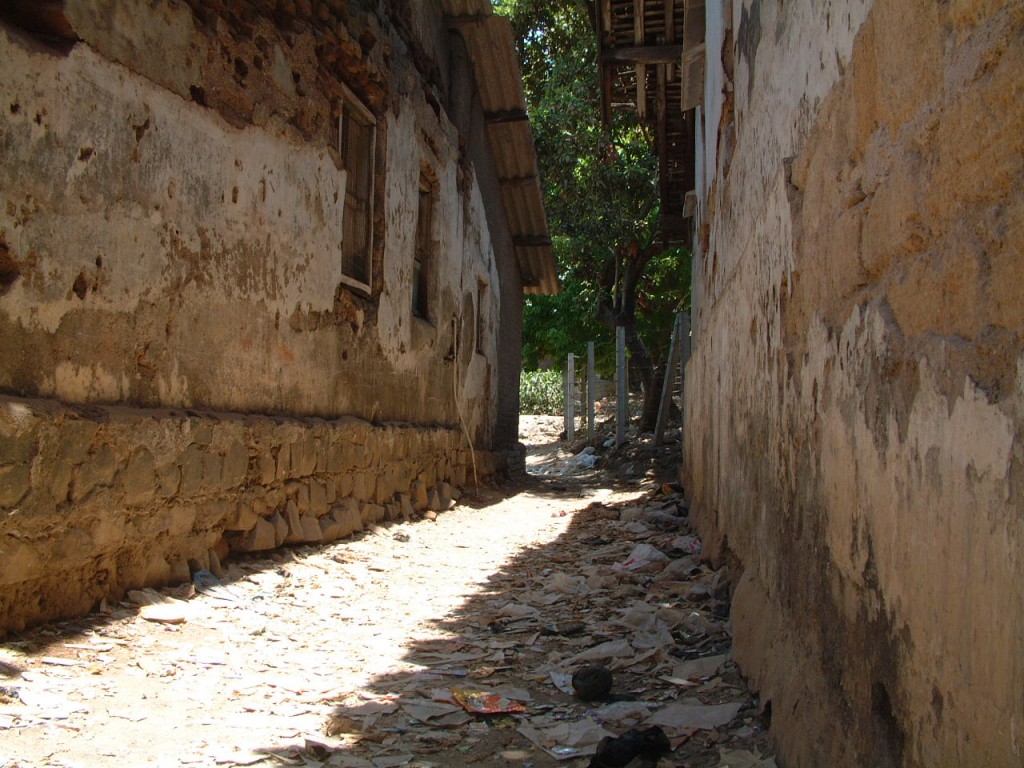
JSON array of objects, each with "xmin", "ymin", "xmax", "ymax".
[{"xmin": 601, "ymin": 44, "xmax": 685, "ymax": 63}]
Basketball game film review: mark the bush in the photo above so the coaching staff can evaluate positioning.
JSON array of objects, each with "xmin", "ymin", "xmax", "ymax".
[{"xmin": 520, "ymin": 369, "xmax": 564, "ymax": 415}]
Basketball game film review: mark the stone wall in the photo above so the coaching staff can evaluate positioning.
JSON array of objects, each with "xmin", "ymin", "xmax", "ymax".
[
  {"xmin": 0, "ymin": 395, "xmax": 482, "ymax": 633},
  {"xmin": 686, "ymin": 2, "xmax": 1023, "ymax": 766}
]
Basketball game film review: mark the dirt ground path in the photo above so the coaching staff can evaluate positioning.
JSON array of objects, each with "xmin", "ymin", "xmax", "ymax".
[{"xmin": 1, "ymin": 417, "xmax": 774, "ymax": 768}]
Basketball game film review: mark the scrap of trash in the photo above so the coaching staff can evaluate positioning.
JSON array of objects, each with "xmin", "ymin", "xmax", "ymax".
[{"xmin": 316, "ymin": 483, "xmax": 774, "ymax": 767}]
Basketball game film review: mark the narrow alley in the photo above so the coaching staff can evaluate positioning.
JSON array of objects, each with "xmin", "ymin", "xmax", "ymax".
[{"xmin": 0, "ymin": 418, "xmax": 772, "ymax": 768}]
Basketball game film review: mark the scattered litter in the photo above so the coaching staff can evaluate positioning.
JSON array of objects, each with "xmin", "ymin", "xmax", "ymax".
[
  {"xmin": 517, "ymin": 719, "xmax": 615, "ymax": 760},
  {"xmin": 452, "ymin": 689, "xmax": 528, "ymax": 715},
  {"xmin": 645, "ymin": 700, "xmax": 744, "ymax": 734},
  {"xmin": 615, "ymin": 543, "xmax": 670, "ymax": 571},
  {"xmin": 717, "ymin": 747, "xmax": 778, "ymax": 767}
]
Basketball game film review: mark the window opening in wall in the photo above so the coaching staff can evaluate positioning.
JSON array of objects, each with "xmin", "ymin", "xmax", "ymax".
[
  {"xmin": 476, "ymin": 280, "xmax": 488, "ymax": 354},
  {"xmin": 413, "ymin": 173, "xmax": 435, "ymax": 321},
  {"xmin": 339, "ymin": 89, "xmax": 375, "ymax": 291}
]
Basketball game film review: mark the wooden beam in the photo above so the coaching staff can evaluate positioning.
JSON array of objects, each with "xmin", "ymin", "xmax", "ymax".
[{"xmin": 601, "ymin": 44, "xmax": 685, "ymax": 64}]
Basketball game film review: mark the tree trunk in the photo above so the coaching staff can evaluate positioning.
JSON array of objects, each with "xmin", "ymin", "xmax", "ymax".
[{"xmin": 595, "ymin": 242, "xmax": 662, "ymax": 432}]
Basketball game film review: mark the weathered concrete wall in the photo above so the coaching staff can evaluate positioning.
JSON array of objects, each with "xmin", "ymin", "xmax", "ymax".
[
  {"xmin": 686, "ymin": 1, "xmax": 1023, "ymax": 766},
  {"xmin": 0, "ymin": 394, "xmax": 483, "ymax": 633}
]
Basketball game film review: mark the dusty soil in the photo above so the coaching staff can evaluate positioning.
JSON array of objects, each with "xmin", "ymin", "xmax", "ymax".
[{"xmin": 0, "ymin": 417, "xmax": 773, "ymax": 768}]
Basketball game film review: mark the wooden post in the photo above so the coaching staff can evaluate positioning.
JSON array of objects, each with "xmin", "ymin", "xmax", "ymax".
[
  {"xmin": 587, "ymin": 341, "xmax": 596, "ymax": 435},
  {"xmin": 679, "ymin": 312, "xmax": 691, "ymax": 438},
  {"xmin": 616, "ymin": 326, "xmax": 627, "ymax": 446},
  {"xmin": 565, "ymin": 353, "xmax": 575, "ymax": 442},
  {"xmin": 654, "ymin": 313, "xmax": 684, "ymax": 446}
]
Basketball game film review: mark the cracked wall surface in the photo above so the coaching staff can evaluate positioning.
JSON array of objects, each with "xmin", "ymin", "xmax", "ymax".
[{"xmin": 686, "ymin": 1, "xmax": 1023, "ymax": 766}]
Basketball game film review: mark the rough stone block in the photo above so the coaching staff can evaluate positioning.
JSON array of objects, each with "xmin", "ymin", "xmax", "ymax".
[
  {"xmin": 90, "ymin": 514, "xmax": 125, "ymax": 550},
  {"xmin": 168, "ymin": 506, "xmax": 198, "ymax": 538},
  {"xmin": 300, "ymin": 515, "xmax": 322, "ymax": 543},
  {"xmin": 71, "ymin": 446, "xmax": 118, "ymax": 502},
  {"xmin": 284, "ymin": 500, "xmax": 304, "ymax": 544},
  {"xmin": 202, "ymin": 453, "xmax": 222, "ymax": 490},
  {"xmin": 221, "ymin": 440, "xmax": 249, "ymax": 489},
  {"xmin": 224, "ymin": 502, "xmax": 260, "ymax": 532},
  {"xmin": 123, "ymin": 448, "xmax": 156, "ymax": 507},
  {"xmin": 360, "ymin": 502, "xmax": 385, "ymax": 526},
  {"xmin": 276, "ymin": 444, "xmax": 291, "ymax": 481},
  {"xmin": 310, "ymin": 481, "xmax": 328, "ymax": 516},
  {"xmin": 353, "ymin": 472, "xmax": 374, "ymax": 500},
  {"xmin": 384, "ymin": 501, "xmax": 399, "ymax": 521},
  {"xmin": 399, "ymin": 493, "xmax": 415, "ymax": 521},
  {"xmin": 212, "ymin": 535, "xmax": 230, "ymax": 562},
  {"xmin": 170, "ymin": 558, "xmax": 191, "ymax": 584},
  {"xmin": 292, "ymin": 438, "xmax": 317, "ymax": 477},
  {"xmin": 320, "ymin": 516, "xmax": 345, "ymax": 543},
  {"xmin": 199, "ymin": 499, "xmax": 233, "ymax": 529},
  {"xmin": 48, "ymin": 461, "xmax": 73, "ymax": 503},
  {"xmin": 427, "ymin": 488, "xmax": 442, "ymax": 512},
  {"xmin": 297, "ymin": 483, "xmax": 311, "ymax": 514},
  {"xmin": 325, "ymin": 480, "xmax": 336, "ymax": 506},
  {"xmin": 157, "ymin": 463, "xmax": 181, "ymax": 497},
  {"xmin": 337, "ymin": 473, "xmax": 354, "ymax": 498},
  {"xmin": 374, "ymin": 474, "xmax": 392, "ymax": 505},
  {"xmin": 234, "ymin": 518, "xmax": 277, "ymax": 552},
  {"xmin": 207, "ymin": 547, "xmax": 224, "ymax": 578},
  {"xmin": 331, "ymin": 498, "xmax": 361, "ymax": 536},
  {"xmin": 0, "ymin": 464, "xmax": 31, "ymax": 507},
  {"xmin": 411, "ymin": 480, "xmax": 429, "ymax": 511},
  {"xmin": 57, "ymin": 420, "xmax": 99, "ymax": 462},
  {"xmin": 138, "ymin": 556, "xmax": 172, "ymax": 588},
  {"xmin": 439, "ymin": 481, "xmax": 453, "ymax": 510},
  {"xmin": 179, "ymin": 445, "xmax": 206, "ymax": 496},
  {"xmin": 0, "ymin": 430, "xmax": 36, "ymax": 464},
  {"xmin": 269, "ymin": 511, "xmax": 289, "ymax": 547},
  {"xmin": 259, "ymin": 453, "xmax": 276, "ymax": 485},
  {"xmin": 0, "ymin": 542, "xmax": 42, "ymax": 584}
]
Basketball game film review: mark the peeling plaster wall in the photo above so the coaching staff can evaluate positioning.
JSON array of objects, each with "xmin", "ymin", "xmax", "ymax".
[
  {"xmin": 686, "ymin": 1, "xmax": 1024, "ymax": 766},
  {"xmin": 0, "ymin": 0, "xmax": 505, "ymax": 440}
]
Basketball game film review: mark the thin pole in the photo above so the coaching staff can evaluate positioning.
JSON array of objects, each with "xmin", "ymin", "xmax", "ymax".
[
  {"xmin": 565, "ymin": 353, "xmax": 575, "ymax": 442},
  {"xmin": 616, "ymin": 326, "xmax": 627, "ymax": 446},
  {"xmin": 587, "ymin": 341, "xmax": 596, "ymax": 435}
]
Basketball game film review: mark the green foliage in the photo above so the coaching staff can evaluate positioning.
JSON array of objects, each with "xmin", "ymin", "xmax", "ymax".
[
  {"xmin": 519, "ymin": 369, "xmax": 565, "ymax": 415},
  {"xmin": 496, "ymin": 0, "xmax": 692, "ymax": 373}
]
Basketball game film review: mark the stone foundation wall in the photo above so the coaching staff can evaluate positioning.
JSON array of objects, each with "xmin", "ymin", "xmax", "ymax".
[{"xmin": 0, "ymin": 395, "xmax": 487, "ymax": 634}]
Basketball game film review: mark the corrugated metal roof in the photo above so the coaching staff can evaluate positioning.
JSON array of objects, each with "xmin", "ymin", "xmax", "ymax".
[{"xmin": 445, "ymin": 5, "xmax": 559, "ymax": 296}]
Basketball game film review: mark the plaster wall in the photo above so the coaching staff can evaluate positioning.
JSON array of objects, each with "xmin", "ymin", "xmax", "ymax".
[
  {"xmin": 0, "ymin": 0, "xmax": 504, "ymax": 441},
  {"xmin": 686, "ymin": 1, "xmax": 1023, "ymax": 765}
]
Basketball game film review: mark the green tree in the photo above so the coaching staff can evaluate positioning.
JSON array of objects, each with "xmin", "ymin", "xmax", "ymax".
[{"xmin": 496, "ymin": 0, "xmax": 691, "ymax": 429}]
